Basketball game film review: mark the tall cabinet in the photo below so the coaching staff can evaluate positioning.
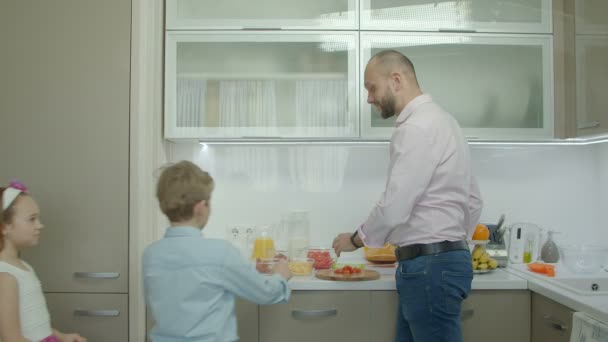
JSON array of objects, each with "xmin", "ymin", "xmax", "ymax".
[{"xmin": 0, "ymin": 1, "xmax": 130, "ymax": 340}]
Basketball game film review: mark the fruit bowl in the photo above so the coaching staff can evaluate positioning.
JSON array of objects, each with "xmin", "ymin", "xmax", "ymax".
[{"xmin": 471, "ymin": 244, "xmax": 499, "ymax": 273}]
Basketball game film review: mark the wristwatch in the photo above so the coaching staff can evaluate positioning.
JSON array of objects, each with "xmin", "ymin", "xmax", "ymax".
[{"xmin": 350, "ymin": 230, "xmax": 363, "ymax": 249}]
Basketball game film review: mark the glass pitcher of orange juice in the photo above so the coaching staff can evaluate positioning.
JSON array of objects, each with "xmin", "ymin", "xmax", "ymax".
[{"xmin": 251, "ymin": 226, "xmax": 276, "ymax": 260}]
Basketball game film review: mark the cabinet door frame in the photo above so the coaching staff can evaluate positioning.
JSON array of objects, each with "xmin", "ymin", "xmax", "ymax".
[
  {"xmin": 166, "ymin": 0, "xmax": 358, "ymax": 30},
  {"xmin": 359, "ymin": 32, "xmax": 554, "ymax": 140},
  {"xmin": 165, "ymin": 31, "xmax": 360, "ymax": 140},
  {"xmin": 360, "ymin": 0, "xmax": 552, "ymax": 34}
]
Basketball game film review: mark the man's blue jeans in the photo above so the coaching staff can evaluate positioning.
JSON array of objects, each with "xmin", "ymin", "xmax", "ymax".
[{"xmin": 394, "ymin": 249, "xmax": 473, "ymax": 342}]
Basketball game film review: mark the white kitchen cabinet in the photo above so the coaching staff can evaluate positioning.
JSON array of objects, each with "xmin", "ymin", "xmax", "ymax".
[
  {"xmin": 165, "ymin": 31, "xmax": 359, "ymax": 140},
  {"xmin": 360, "ymin": 33, "xmax": 554, "ymax": 140},
  {"xmin": 166, "ymin": 0, "xmax": 357, "ymax": 30},
  {"xmin": 361, "ymin": 0, "xmax": 552, "ymax": 33},
  {"xmin": 531, "ymin": 292, "xmax": 574, "ymax": 342},
  {"xmin": 575, "ymin": 0, "xmax": 608, "ymax": 34},
  {"xmin": 259, "ymin": 291, "xmax": 371, "ymax": 342},
  {"xmin": 368, "ymin": 290, "xmax": 531, "ymax": 342}
]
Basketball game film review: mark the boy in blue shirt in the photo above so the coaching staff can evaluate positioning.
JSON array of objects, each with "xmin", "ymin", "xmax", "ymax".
[{"xmin": 143, "ymin": 161, "xmax": 291, "ymax": 342}]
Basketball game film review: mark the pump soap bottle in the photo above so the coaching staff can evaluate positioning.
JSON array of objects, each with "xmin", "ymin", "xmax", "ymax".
[{"xmin": 540, "ymin": 230, "xmax": 560, "ymax": 263}]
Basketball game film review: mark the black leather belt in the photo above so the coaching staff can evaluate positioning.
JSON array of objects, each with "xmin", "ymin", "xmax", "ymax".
[{"xmin": 394, "ymin": 240, "xmax": 469, "ymax": 261}]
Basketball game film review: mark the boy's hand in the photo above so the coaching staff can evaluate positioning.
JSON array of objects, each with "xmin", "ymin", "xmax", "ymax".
[{"xmin": 275, "ymin": 259, "xmax": 292, "ymax": 280}]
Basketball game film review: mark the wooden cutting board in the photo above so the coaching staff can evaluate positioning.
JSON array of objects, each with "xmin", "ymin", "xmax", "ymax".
[{"xmin": 315, "ymin": 269, "xmax": 380, "ymax": 281}]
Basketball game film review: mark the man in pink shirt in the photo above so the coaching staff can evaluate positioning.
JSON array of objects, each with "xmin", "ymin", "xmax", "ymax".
[{"xmin": 333, "ymin": 50, "xmax": 483, "ymax": 342}]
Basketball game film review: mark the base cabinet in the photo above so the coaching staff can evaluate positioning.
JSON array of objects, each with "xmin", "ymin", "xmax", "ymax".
[
  {"xmin": 146, "ymin": 299, "xmax": 258, "ymax": 342},
  {"xmin": 531, "ymin": 292, "xmax": 575, "ymax": 342},
  {"xmin": 46, "ymin": 294, "xmax": 128, "ymax": 342},
  {"xmin": 368, "ymin": 290, "xmax": 531, "ymax": 342},
  {"xmin": 259, "ymin": 291, "xmax": 370, "ymax": 342},
  {"xmin": 461, "ymin": 290, "xmax": 531, "ymax": 342},
  {"xmin": 236, "ymin": 299, "xmax": 259, "ymax": 342}
]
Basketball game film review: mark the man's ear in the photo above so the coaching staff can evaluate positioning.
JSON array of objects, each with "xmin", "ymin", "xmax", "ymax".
[{"xmin": 390, "ymin": 72, "xmax": 402, "ymax": 91}]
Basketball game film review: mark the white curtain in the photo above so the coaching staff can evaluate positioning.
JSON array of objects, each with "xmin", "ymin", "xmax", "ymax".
[
  {"xmin": 219, "ymin": 80, "xmax": 278, "ymax": 136},
  {"xmin": 295, "ymin": 79, "xmax": 348, "ymax": 135},
  {"xmin": 218, "ymin": 80, "xmax": 280, "ymax": 191},
  {"xmin": 177, "ymin": 78, "xmax": 207, "ymax": 127}
]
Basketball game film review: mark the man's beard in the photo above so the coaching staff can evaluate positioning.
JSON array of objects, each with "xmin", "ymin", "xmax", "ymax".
[{"xmin": 378, "ymin": 93, "xmax": 396, "ymax": 119}]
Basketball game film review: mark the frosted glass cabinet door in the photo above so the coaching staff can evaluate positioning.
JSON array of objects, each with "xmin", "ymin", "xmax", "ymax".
[
  {"xmin": 361, "ymin": 0, "xmax": 552, "ymax": 33},
  {"xmin": 165, "ymin": 32, "xmax": 358, "ymax": 139},
  {"xmin": 575, "ymin": 0, "xmax": 608, "ymax": 34},
  {"xmin": 166, "ymin": 0, "xmax": 357, "ymax": 29},
  {"xmin": 360, "ymin": 33, "xmax": 553, "ymax": 140},
  {"xmin": 576, "ymin": 36, "xmax": 608, "ymax": 136}
]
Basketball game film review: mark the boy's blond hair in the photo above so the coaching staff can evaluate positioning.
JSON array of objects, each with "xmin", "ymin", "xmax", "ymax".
[{"xmin": 156, "ymin": 161, "xmax": 215, "ymax": 222}]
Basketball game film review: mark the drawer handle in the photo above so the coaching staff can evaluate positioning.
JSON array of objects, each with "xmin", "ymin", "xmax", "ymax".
[
  {"xmin": 461, "ymin": 309, "xmax": 475, "ymax": 320},
  {"xmin": 74, "ymin": 309, "xmax": 120, "ymax": 317},
  {"xmin": 578, "ymin": 121, "xmax": 600, "ymax": 129},
  {"xmin": 543, "ymin": 315, "xmax": 568, "ymax": 331},
  {"xmin": 74, "ymin": 272, "xmax": 120, "ymax": 279},
  {"xmin": 291, "ymin": 309, "xmax": 337, "ymax": 319}
]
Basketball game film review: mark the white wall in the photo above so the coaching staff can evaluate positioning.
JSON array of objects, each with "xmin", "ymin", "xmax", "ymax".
[
  {"xmin": 169, "ymin": 142, "xmax": 602, "ymax": 248},
  {"xmin": 595, "ymin": 142, "xmax": 608, "ymax": 242}
]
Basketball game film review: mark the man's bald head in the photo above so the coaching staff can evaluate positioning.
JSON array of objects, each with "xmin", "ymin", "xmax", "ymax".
[{"xmin": 368, "ymin": 50, "xmax": 419, "ymax": 87}]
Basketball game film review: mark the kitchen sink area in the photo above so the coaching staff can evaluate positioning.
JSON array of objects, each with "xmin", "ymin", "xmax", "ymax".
[{"xmin": 549, "ymin": 276, "xmax": 608, "ymax": 296}]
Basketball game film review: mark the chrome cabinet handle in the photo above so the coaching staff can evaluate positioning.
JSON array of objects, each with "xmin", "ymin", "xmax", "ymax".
[
  {"xmin": 578, "ymin": 121, "xmax": 600, "ymax": 129},
  {"xmin": 291, "ymin": 309, "xmax": 337, "ymax": 319},
  {"xmin": 461, "ymin": 309, "xmax": 475, "ymax": 320},
  {"xmin": 543, "ymin": 315, "xmax": 568, "ymax": 331},
  {"xmin": 74, "ymin": 309, "xmax": 120, "ymax": 317},
  {"xmin": 74, "ymin": 272, "xmax": 120, "ymax": 279}
]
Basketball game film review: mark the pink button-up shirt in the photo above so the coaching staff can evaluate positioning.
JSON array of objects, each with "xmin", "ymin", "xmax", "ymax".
[{"xmin": 359, "ymin": 94, "xmax": 483, "ymax": 248}]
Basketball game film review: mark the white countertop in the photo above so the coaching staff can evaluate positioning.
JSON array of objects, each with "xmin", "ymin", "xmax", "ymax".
[
  {"xmin": 287, "ymin": 257, "xmax": 608, "ymax": 325},
  {"xmin": 288, "ymin": 266, "xmax": 527, "ymax": 291},
  {"xmin": 506, "ymin": 264, "xmax": 608, "ymax": 324}
]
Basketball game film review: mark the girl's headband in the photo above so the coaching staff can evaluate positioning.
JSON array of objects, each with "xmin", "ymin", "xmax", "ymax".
[{"xmin": 2, "ymin": 180, "xmax": 28, "ymax": 211}]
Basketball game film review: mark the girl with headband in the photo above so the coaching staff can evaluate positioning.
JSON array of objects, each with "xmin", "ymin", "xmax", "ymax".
[{"xmin": 0, "ymin": 181, "xmax": 86, "ymax": 342}]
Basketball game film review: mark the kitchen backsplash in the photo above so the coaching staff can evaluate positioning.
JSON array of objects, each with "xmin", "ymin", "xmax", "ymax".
[
  {"xmin": 597, "ymin": 142, "xmax": 608, "ymax": 242},
  {"xmin": 168, "ymin": 141, "xmax": 606, "ymax": 248}
]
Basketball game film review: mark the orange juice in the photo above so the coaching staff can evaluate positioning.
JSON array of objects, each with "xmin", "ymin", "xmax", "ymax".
[{"xmin": 252, "ymin": 237, "xmax": 276, "ymax": 259}]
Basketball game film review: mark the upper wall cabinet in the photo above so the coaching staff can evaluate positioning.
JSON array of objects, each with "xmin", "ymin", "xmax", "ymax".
[
  {"xmin": 361, "ymin": 0, "xmax": 552, "ymax": 33},
  {"xmin": 165, "ymin": 32, "xmax": 359, "ymax": 140},
  {"xmin": 575, "ymin": 35, "xmax": 608, "ymax": 136},
  {"xmin": 360, "ymin": 33, "xmax": 554, "ymax": 140},
  {"xmin": 166, "ymin": 0, "xmax": 358, "ymax": 30},
  {"xmin": 575, "ymin": 0, "xmax": 608, "ymax": 34}
]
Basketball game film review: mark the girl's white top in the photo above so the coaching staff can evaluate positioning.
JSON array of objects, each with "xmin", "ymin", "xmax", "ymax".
[{"xmin": 0, "ymin": 261, "xmax": 52, "ymax": 342}]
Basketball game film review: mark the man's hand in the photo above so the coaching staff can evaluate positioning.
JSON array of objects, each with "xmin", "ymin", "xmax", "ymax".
[{"xmin": 332, "ymin": 233, "xmax": 358, "ymax": 257}]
